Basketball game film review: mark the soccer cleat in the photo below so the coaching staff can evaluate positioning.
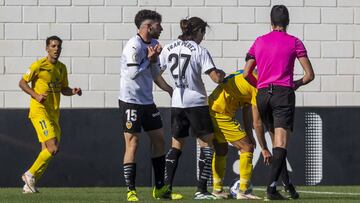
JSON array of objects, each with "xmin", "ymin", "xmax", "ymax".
[
  {"xmin": 285, "ymin": 184, "xmax": 300, "ymax": 199},
  {"xmin": 264, "ymin": 190, "xmax": 287, "ymax": 201},
  {"xmin": 22, "ymin": 184, "xmax": 39, "ymax": 194},
  {"xmin": 212, "ymin": 189, "xmax": 229, "ymax": 199},
  {"xmin": 236, "ymin": 192, "xmax": 261, "ymax": 200},
  {"xmin": 21, "ymin": 172, "xmax": 37, "ymax": 193},
  {"xmin": 152, "ymin": 185, "xmax": 183, "ymax": 200},
  {"xmin": 194, "ymin": 191, "xmax": 217, "ymax": 200},
  {"xmin": 127, "ymin": 190, "xmax": 139, "ymax": 201}
]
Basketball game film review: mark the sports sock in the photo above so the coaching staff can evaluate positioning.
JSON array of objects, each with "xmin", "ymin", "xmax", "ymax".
[
  {"xmin": 267, "ymin": 147, "xmax": 287, "ymax": 193},
  {"xmin": 212, "ymin": 153, "xmax": 226, "ymax": 191},
  {"xmin": 239, "ymin": 152, "xmax": 253, "ymax": 192},
  {"xmin": 280, "ymin": 158, "xmax": 290, "ymax": 186},
  {"xmin": 124, "ymin": 163, "xmax": 136, "ymax": 191},
  {"xmin": 197, "ymin": 147, "xmax": 213, "ymax": 193},
  {"xmin": 151, "ymin": 155, "xmax": 165, "ymax": 189},
  {"xmin": 164, "ymin": 148, "xmax": 182, "ymax": 189},
  {"xmin": 28, "ymin": 148, "xmax": 53, "ymax": 181}
]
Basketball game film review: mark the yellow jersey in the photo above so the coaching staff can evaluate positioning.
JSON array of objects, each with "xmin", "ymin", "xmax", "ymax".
[
  {"xmin": 22, "ymin": 57, "xmax": 69, "ymax": 119},
  {"xmin": 209, "ymin": 70, "xmax": 257, "ymax": 117}
]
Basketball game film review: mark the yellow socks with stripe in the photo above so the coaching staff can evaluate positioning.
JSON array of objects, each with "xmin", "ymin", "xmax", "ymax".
[
  {"xmin": 212, "ymin": 154, "xmax": 227, "ymax": 191},
  {"xmin": 28, "ymin": 148, "xmax": 53, "ymax": 181},
  {"xmin": 239, "ymin": 152, "xmax": 253, "ymax": 192}
]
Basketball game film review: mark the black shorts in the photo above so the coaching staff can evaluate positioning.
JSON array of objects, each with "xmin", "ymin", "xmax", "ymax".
[
  {"xmin": 119, "ymin": 100, "xmax": 163, "ymax": 133},
  {"xmin": 256, "ymin": 85, "xmax": 295, "ymax": 131},
  {"xmin": 171, "ymin": 106, "xmax": 214, "ymax": 138}
]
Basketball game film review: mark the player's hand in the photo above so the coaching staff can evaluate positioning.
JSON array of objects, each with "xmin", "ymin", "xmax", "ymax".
[
  {"xmin": 72, "ymin": 87, "xmax": 82, "ymax": 96},
  {"xmin": 154, "ymin": 44, "xmax": 163, "ymax": 54},
  {"xmin": 147, "ymin": 46, "xmax": 158, "ymax": 63},
  {"xmin": 261, "ymin": 149, "xmax": 272, "ymax": 165},
  {"xmin": 36, "ymin": 93, "xmax": 48, "ymax": 104}
]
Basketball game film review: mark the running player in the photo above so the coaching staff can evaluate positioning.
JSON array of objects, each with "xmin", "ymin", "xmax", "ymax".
[
  {"xmin": 119, "ymin": 9, "xmax": 179, "ymax": 201},
  {"xmin": 209, "ymin": 70, "xmax": 271, "ymax": 200},
  {"xmin": 159, "ymin": 17, "xmax": 225, "ymax": 200},
  {"xmin": 243, "ymin": 5, "xmax": 314, "ymax": 200},
  {"xmin": 19, "ymin": 36, "xmax": 82, "ymax": 193}
]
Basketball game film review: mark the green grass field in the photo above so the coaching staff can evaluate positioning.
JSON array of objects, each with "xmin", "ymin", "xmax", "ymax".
[{"xmin": 1, "ymin": 186, "xmax": 360, "ymax": 202}]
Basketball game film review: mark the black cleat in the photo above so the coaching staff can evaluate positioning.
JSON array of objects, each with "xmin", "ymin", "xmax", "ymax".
[
  {"xmin": 265, "ymin": 190, "xmax": 287, "ymax": 201},
  {"xmin": 285, "ymin": 184, "xmax": 299, "ymax": 199}
]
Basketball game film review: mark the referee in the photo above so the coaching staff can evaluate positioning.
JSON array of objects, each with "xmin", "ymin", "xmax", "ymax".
[{"xmin": 243, "ymin": 5, "xmax": 314, "ymax": 200}]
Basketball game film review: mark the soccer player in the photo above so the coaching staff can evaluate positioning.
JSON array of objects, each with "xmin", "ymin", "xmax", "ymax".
[
  {"xmin": 209, "ymin": 70, "xmax": 271, "ymax": 200},
  {"xmin": 243, "ymin": 5, "xmax": 315, "ymax": 200},
  {"xmin": 119, "ymin": 9, "xmax": 178, "ymax": 201},
  {"xmin": 19, "ymin": 36, "xmax": 82, "ymax": 193},
  {"xmin": 159, "ymin": 17, "xmax": 225, "ymax": 200}
]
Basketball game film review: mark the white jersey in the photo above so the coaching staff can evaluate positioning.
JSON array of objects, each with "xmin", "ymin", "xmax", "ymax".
[
  {"xmin": 119, "ymin": 34, "xmax": 161, "ymax": 105},
  {"xmin": 160, "ymin": 39, "xmax": 215, "ymax": 108}
]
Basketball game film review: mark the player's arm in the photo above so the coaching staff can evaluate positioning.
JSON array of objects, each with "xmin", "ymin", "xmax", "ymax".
[
  {"xmin": 243, "ymin": 58, "xmax": 257, "ymax": 87},
  {"xmin": 206, "ymin": 68, "xmax": 226, "ymax": 84},
  {"xmin": 61, "ymin": 87, "xmax": 82, "ymax": 96},
  {"xmin": 252, "ymin": 104, "xmax": 271, "ymax": 165},
  {"xmin": 19, "ymin": 78, "xmax": 47, "ymax": 104},
  {"xmin": 242, "ymin": 104, "xmax": 255, "ymax": 145},
  {"xmin": 154, "ymin": 75, "xmax": 173, "ymax": 97},
  {"xmin": 294, "ymin": 57, "xmax": 315, "ymax": 90},
  {"xmin": 130, "ymin": 44, "xmax": 162, "ymax": 80}
]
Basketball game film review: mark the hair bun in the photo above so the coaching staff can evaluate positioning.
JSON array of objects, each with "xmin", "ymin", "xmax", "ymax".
[{"xmin": 180, "ymin": 19, "xmax": 190, "ymax": 33}]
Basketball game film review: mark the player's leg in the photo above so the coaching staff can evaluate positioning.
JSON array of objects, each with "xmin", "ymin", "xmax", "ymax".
[
  {"xmin": 212, "ymin": 141, "xmax": 228, "ymax": 198},
  {"xmin": 23, "ymin": 117, "xmax": 58, "ymax": 193},
  {"xmin": 231, "ymin": 136, "xmax": 261, "ymax": 199},
  {"xmin": 165, "ymin": 137, "xmax": 185, "ymax": 190},
  {"xmin": 266, "ymin": 86, "xmax": 295, "ymax": 200},
  {"xmin": 189, "ymin": 106, "xmax": 216, "ymax": 199},
  {"xmin": 119, "ymin": 100, "xmax": 141, "ymax": 201},
  {"xmin": 209, "ymin": 111, "xmax": 228, "ymax": 198}
]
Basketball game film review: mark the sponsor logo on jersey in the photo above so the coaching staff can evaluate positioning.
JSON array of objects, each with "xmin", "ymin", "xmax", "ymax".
[
  {"xmin": 43, "ymin": 130, "xmax": 48, "ymax": 136},
  {"xmin": 126, "ymin": 121, "xmax": 133, "ymax": 129}
]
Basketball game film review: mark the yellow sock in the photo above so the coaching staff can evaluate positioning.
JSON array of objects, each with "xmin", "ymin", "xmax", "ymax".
[
  {"xmin": 28, "ymin": 148, "xmax": 53, "ymax": 181},
  {"xmin": 212, "ymin": 153, "xmax": 227, "ymax": 191},
  {"xmin": 239, "ymin": 152, "xmax": 253, "ymax": 192}
]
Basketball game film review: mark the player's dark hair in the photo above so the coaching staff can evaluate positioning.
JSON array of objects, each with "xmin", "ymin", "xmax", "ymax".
[
  {"xmin": 178, "ymin": 17, "xmax": 209, "ymax": 41},
  {"xmin": 134, "ymin": 9, "xmax": 162, "ymax": 29},
  {"xmin": 270, "ymin": 5, "xmax": 289, "ymax": 29},
  {"xmin": 46, "ymin": 35, "xmax": 62, "ymax": 46}
]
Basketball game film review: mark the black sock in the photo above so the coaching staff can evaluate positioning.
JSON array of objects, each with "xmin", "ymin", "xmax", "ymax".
[
  {"xmin": 165, "ymin": 148, "xmax": 182, "ymax": 189},
  {"xmin": 124, "ymin": 163, "xmax": 136, "ymax": 191},
  {"xmin": 280, "ymin": 157, "xmax": 290, "ymax": 187},
  {"xmin": 197, "ymin": 147, "xmax": 213, "ymax": 193},
  {"xmin": 267, "ymin": 148, "xmax": 287, "ymax": 193},
  {"xmin": 152, "ymin": 155, "xmax": 165, "ymax": 189}
]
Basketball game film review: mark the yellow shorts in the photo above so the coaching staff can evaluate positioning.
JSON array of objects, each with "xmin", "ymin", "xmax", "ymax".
[
  {"xmin": 30, "ymin": 117, "xmax": 61, "ymax": 143},
  {"xmin": 210, "ymin": 110, "xmax": 246, "ymax": 144}
]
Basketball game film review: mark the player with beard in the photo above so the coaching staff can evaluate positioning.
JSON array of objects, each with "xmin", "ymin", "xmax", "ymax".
[{"xmin": 118, "ymin": 9, "xmax": 181, "ymax": 201}]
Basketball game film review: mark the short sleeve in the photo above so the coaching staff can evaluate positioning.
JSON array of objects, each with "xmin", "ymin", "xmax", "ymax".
[
  {"xmin": 247, "ymin": 39, "xmax": 257, "ymax": 59},
  {"xmin": 22, "ymin": 61, "xmax": 39, "ymax": 82},
  {"xmin": 124, "ymin": 40, "xmax": 142, "ymax": 65},
  {"xmin": 295, "ymin": 38, "xmax": 307, "ymax": 58},
  {"xmin": 61, "ymin": 65, "xmax": 69, "ymax": 89},
  {"xmin": 159, "ymin": 48, "xmax": 167, "ymax": 71},
  {"xmin": 200, "ymin": 48, "xmax": 216, "ymax": 74}
]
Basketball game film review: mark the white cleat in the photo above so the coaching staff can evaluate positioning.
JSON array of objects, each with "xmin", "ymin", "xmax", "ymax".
[
  {"xmin": 237, "ymin": 192, "xmax": 262, "ymax": 200},
  {"xmin": 21, "ymin": 172, "xmax": 38, "ymax": 194}
]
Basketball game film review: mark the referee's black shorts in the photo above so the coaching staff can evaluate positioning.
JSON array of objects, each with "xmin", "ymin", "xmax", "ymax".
[{"xmin": 256, "ymin": 85, "xmax": 295, "ymax": 131}]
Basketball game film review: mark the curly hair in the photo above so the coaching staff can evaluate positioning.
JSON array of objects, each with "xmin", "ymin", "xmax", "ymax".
[{"xmin": 134, "ymin": 9, "xmax": 162, "ymax": 29}]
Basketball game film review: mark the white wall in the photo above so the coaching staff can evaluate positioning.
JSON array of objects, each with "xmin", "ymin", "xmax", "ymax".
[{"xmin": 0, "ymin": 0, "xmax": 360, "ymax": 108}]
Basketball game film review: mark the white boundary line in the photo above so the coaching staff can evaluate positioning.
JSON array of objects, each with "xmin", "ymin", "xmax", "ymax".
[{"xmin": 253, "ymin": 188, "xmax": 360, "ymax": 196}]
